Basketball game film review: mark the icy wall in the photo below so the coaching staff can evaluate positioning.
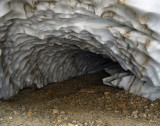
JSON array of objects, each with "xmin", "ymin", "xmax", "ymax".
[{"xmin": 0, "ymin": 0, "xmax": 160, "ymax": 100}]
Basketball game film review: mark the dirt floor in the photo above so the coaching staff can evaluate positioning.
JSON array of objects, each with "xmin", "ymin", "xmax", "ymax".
[{"xmin": 0, "ymin": 71, "xmax": 160, "ymax": 126}]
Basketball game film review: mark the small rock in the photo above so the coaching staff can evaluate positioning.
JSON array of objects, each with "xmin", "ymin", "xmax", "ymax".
[
  {"xmin": 84, "ymin": 122, "xmax": 88, "ymax": 126},
  {"xmin": 116, "ymin": 93, "xmax": 119, "ymax": 96},
  {"xmin": 139, "ymin": 113, "xmax": 147, "ymax": 118},
  {"xmin": 144, "ymin": 106, "xmax": 148, "ymax": 109},
  {"xmin": 9, "ymin": 116, "xmax": 13, "ymax": 120},
  {"xmin": 52, "ymin": 109, "xmax": 59, "ymax": 114},
  {"xmin": 148, "ymin": 113, "xmax": 153, "ymax": 118},
  {"xmin": 0, "ymin": 118, "xmax": 4, "ymax": 121},
  {"xmin": 60, "ymin": 111, "xmax": 65, "ymax": 115},
  {"xmin": 115, "ymin": 110, "xmax": 119, "ymax": 113},
  {"xmin": 136, "ymin": 123, "xmax": 145, "ymax": 126},
  {"xmin": 13, "ymin": 111, "xmax": 18, "ymax": 115},
  {"xmin": 117, "ymin": 102, "xmax": 126, "ymax": 108},
  {"xmin": 130, "ymin": 101, "xmax": 134, "ymax": 105},
  {"xmin": 104, "ymin": 92, "xmax": 110, "ymax": 97},
  {"xmin": 123, "ymin": 110, "xmax": 129, "ymax": 114},
  {"xmin": 56, "ymin": 118, "xmax": 63, "ymax": 123},
  {"xmin": 79, "ymin": 89, "xmax": 96, "ymax": 93},
  {"xmin": 26, "ymin": 111, "xmax": 33, "ymax": 116},
  {"xmin": 72, "ymin": 120, "xmax": 77, "ymax": 123},
  {"xmin": 67, "ymin": 123, "xmax": 75, "ymax": 126},
  {"xmin": 96, "ymin": 123, "xmax": 103, "ymax": 126},
  {"xmin": 109, "ymin": 122, "xmax": 116, "ymax": 126},
  {"xmin": 63, "ymin": 116, "xmax": 68, "ymax": 120},
  {"xmin": 134, "ymin": 114, "xmax": 138, "ymax": 119},
  {"xmin": 132, "ymin": 110, "xmax": 139, "ymax": 119},
  {"xmin": 47, "ymin": 89, "xmax": 55, "ymax": 95}
]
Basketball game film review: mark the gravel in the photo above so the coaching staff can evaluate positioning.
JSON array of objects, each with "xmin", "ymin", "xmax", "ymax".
[{"xmin": 0, "ymin": 71, "xmax": 160, "ymax": 126}]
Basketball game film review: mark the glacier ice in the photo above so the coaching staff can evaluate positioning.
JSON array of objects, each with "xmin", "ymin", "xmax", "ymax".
[{"xmin": 0, "ymin": 0, "xmax": 160, "ymax": 100}]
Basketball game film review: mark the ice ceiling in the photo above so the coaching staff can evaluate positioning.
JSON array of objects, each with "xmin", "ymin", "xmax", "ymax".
[{"xmin": 0, "ymin": 0, "xmax": 160, "ymax": 100}]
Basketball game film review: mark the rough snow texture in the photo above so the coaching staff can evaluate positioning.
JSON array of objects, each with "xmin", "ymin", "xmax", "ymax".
[{"xmin": 0, "ymin": 0, "xmax": 160, "ymax": 100}]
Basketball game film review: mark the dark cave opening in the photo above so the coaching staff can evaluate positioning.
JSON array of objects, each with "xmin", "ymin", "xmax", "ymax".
[{"xmin": 30, "ymin": 48, "xmax": 125, "ymax": 97}]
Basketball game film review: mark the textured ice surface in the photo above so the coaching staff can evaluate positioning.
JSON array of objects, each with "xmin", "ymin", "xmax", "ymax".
[{"xmin": 0, "ymin": 0, "xmax": 160, "ymax": 100}]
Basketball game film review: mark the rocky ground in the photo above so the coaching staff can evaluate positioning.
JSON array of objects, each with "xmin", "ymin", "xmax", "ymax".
[{"xmin": 0, "ymin": 71, "xmax": 160, "ymax": 126}]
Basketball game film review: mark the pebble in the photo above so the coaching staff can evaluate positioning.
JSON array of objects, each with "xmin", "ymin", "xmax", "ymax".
[
  {"xmin": 52, "ymin": 109, "xmax": 59, "ymax": 114},
  {"xmin": 84, "ymin": 122, "xmax": 88, "ymax": 126},
  {"xmin": 118, "ymin": 102, "xmax": 126, "ymax": 108},
  {"xmin": 139, "ymin": 113, "xmax": 147, "ymax": 118},
  {"xmin": 56, "ymin": 118, "xmax": 63, "ymax": 123},
  {"xmin": 26, "ymin": 111, "xmax": 33, "ymax": 116},
  {"xmin": 60, "ymin": 111, "xmax": 65, "ymax": 115},
  {"xmin": 132, "ymin": 110, "xmax": 139, "ymax": 119},
  {"xmin": 72, "ymin": 120, "xmax": 77, "ymax": 123},
  {"xmin": 148, "ymin": 113, "xmax": 153, "ymax": 118},
  {"xmin": 96, "ymin": 123, "xmax": 103, "ymax": 126},
  {"xmin": 110, "ymin": 122, "xmax": 116, "ymax": 126},
  {"xmin": 104, "ymin": 92, "xmax": 110, "ymax": 97},
  {"xmin": 67, "ymin": 123, "xmax": 76, "ymax": 126},
  {"xmin": 8, "ymin": 116, "xmax": 13, "ymax": 120},
  {"xmin": 13, "ymin": 110, "xmax": 18, "ymax": 115}
]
